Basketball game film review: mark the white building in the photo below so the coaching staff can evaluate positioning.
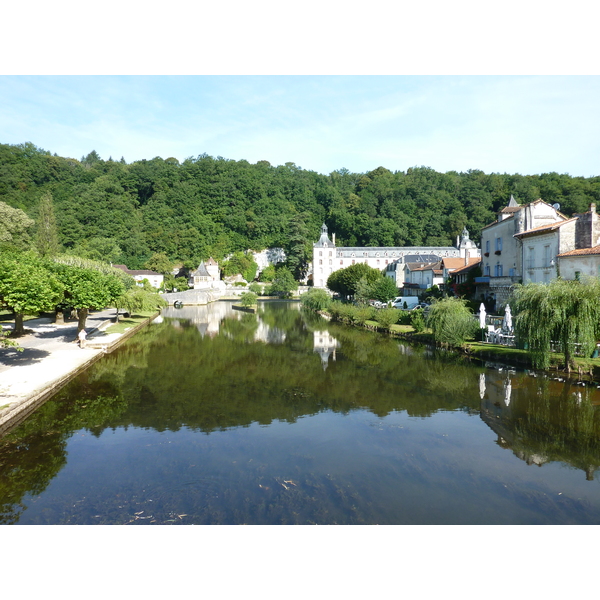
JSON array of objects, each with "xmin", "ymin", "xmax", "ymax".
[
  {"xmin": 312, "ymin": 224, "xmax": 480, "ymax": 289},
  {"xmin": 113, "ymin": 265, "xmax": 164, "ymax": 289},
  {"xmin": 477, "ymin": 196, "xmax": 567, "ymax": 308}
]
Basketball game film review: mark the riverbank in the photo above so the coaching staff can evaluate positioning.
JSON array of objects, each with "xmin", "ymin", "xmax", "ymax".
[
  {"xmin": 320, "ymin": 312, "xmax": 600, "ymax": 383},
  {"xmin": 0, "ymin": 310, "xmax": 159, "ymax": 435}
]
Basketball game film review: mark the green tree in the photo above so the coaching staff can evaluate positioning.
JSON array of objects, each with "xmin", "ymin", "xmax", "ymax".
[
  {"xmin": 0, "ymin": 251, "xmax": 64, "ymax": 336},
  {"xmin": 370, "ymin": 276, "xmax": 398, "ymax": 303},
  {"xmin": 259, "ymin": 264, "xmax": 276, "ymax": 282},
  {"xmin": 221, "ymin": 252, "xmax": 258, "ymax": 282},
  {"xmin": 375, "ymin": 307, "xmax": 399, "ymax": 331},
  {"xmin": 35, "ymin": 191, "xmax": 60, "ymax": 258},
  {"xmin": 144, "ymin": 252, "xmax": 173, "ymax": 275},
  {"xmin": 240, "ymin": 291, "xmax": 258, "ymax": 307},
  {"xmin": 513, "ymin": 278, "xmax": 600, "ymax": 371},
  {"xmin": 69, "ymin": 237, "xmax": 123, "ymax": 264},
  {"xmin": 268, "ymin": 266, "xmax": 298, "ymax": 298},
  {"xmin": 285, "ymin": 213, "xmax": 311, "ymax": 281},
  {"xmin": 0, "ymin": 202, "xmax": 34, "ymax": 250},
  {"xmin": 51, "ymin": 263, "xmax": 125, "ymax": 332},
  {"xmin": 326, "ymin": 263, "xmax": 381, "ymax": 299},
  {"xmin": 112, "ymin": 286, "xmax": 167, "ymax": 320}
]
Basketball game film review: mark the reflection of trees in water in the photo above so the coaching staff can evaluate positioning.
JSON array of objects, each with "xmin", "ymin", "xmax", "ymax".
[
  {"xmin": 480, "ymin": 372, "xmax": 600, "ymax": 480},
  {"xmin": 0, "ymin": 376, "xmax": 127, "ymax": 523}
]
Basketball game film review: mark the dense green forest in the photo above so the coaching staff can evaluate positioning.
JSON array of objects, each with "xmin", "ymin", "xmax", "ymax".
[{"xmin": 2, "ymin": 142, "xmax": 599, "ymax": 270}]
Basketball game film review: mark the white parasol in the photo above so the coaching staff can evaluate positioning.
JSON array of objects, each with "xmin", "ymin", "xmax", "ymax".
[{"xmin": 503, "ymin": 304, "xmax": 512, "ymax": 332}]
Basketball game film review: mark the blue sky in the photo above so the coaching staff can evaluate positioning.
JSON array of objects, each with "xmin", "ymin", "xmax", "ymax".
[{"xmin": 2, "ymin": 75, "xmax": 599, "ymax": 177}]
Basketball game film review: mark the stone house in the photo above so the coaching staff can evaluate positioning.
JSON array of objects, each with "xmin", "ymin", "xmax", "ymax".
[
  {"xmin": 189, "ymin": 258, "xmax": 221, "ymax": 289},
  {"xmin": 477, "ymin": 196, "xmax": 566, "ymax": 308}
]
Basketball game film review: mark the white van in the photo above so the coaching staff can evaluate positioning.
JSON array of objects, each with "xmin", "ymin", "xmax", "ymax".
[{"xmin": 392, "ymin": 296, "xmax": 419, "ymax": 310}]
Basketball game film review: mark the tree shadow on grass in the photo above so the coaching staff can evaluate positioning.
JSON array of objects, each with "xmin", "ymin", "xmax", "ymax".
[{"xmin": 0, "ymin": 347, "xmax": 51, "ymax": 367}]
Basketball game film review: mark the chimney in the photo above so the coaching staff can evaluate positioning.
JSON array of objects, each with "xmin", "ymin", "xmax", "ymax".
[
  {"xmin": 332, "ymin": 233, "xmax": 336, "ymax": 246},
  {"xmin": 591, "ymin": 203, "xmax": 596, "ymax": 214}
]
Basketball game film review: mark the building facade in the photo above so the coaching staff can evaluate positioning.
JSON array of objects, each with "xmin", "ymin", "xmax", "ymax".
[{"xmin": 312, "ymin": 224, "xmax": 480, "ymax": 289}]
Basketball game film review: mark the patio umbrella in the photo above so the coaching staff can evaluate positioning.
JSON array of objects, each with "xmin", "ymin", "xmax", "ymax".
[
  {"xmin": 503, "ymin": 304, "xmax": 512, "ymax": 331},
  {"xmin": 479, "ymin": 303, "xmax": 486, "ymax": 329}
]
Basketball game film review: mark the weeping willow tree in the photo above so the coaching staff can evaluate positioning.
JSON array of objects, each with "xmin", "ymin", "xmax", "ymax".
[
  {"xmin": 426, "ymin": 296, "xmax": 478, "ymax": 347},
  {"xmin": 513, "ymin": 278, "xmax": 600, "ymax": 371}
]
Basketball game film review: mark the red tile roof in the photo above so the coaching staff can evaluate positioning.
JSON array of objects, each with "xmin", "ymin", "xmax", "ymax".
[
  {"xmin": 513, "ymin": 217, "xmax": 577, "ymax": 237},
  {"xmin": 558, "ymin": 245, "xmax": 600, "ymax": 257}
]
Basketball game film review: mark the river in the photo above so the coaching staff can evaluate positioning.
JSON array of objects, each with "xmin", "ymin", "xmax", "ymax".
[{"xmin": 1, "ymin": 300, "xmax": 600, "ymax": 524}]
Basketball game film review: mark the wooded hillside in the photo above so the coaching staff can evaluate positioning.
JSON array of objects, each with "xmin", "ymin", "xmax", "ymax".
[{"xmin": 2, "ymin": 142, "xmax": 599, "ymax": 269}]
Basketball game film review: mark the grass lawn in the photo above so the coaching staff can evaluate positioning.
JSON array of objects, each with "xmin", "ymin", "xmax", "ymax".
[{"xmin": 103, "ymin": 311, "xmax": 157, "ymax": 334}]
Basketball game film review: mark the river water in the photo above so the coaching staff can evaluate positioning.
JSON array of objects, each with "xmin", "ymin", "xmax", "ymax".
[{"xmin": 2, "ymin": 300, "xmax": 600, "ymax": 525}]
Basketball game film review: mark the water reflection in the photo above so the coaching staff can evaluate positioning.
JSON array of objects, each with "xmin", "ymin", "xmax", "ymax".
[{"xmin": 2, "ymin": 301, "xmax": 600, "ymax": 524}]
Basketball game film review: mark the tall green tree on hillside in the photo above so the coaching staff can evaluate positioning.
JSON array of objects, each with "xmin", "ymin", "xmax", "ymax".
[
  {"xmin": 0, "ymin": 201, "xmax": 35, "ymax": 250},
  {"xmin": 35, "ymin": 191, "xmax": 60, "ymax": 258}
]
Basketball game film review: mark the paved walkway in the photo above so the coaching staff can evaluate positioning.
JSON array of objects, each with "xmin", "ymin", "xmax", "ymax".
[{"xmin": 0, "ymin": 309, "xmax": 128, "ymax": 425}]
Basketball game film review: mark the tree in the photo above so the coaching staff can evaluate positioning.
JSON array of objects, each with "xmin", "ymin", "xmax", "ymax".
[
  {"xmin": 35, "ymin": 191, "xmax": 60, "ymax": 258},
  {"xmin": 513, "ymin": 278, "xmax": 600, "ymax": 371},
  {"xmin": 112, "ymin": 286, "xmax": 167, "ymax": 320},
  {"xmin": 51, "ymin": 263, "xmax": 125, "ymax": 332},
  {"xmin": 0, "ymin": 202, "xmax": 35, "ymax": 250},
  {"xmin": 326, "ymin": 263, "xmax": 381, "ymax": 299},
  {"xmin": 0, "ymin": 251, "xmax": 64, "ymax": 336},
  {"xmin": 370, "ymin": 277, "xmax": 398, "ymax": 303},
  {"xmin": 221, "ymin": 252, "xmax": 258, "ymax": 282},
  {"xmin": 240, "ymin": 292, "xmax": 258, "ymax": 307},
  {"xmin": 69, "ymin": 237, "xmax": 123, "ymax": 264},
  {"xmin": 267, "ymin": 266, "xmax": 298, "ymax": 298},
  {"xmin": 144, "ymin": 252, "xmax": 173, "ymax": 275},
  {"xmin": 285, "ymin": 213, "xmax": 311, "ymax": 281},
  {"xmin": 426, "ymin": 297, "xmax": 478, "ymax": 347},
  {"xmin": 259, "ymin": 264, "xmax": 276, "ymax": 282}
]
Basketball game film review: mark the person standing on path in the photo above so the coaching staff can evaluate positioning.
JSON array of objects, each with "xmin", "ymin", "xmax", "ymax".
[{"xmin": 78, "ymin": 328, "xmax": 87, "ymax": 349}]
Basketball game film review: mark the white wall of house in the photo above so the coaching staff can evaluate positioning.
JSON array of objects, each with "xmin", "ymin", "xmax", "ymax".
[
  {"xmin": 133, "ymin": 274, "xmax": 164, "ymax": 289},
  {"xmin": 558, "ymin": 254, "xmax": 600, "ymax": 280}
]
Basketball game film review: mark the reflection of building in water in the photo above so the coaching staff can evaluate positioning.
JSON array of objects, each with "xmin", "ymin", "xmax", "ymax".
[
  {"xmin": 254, "ymin": 321, "xmax": 286, "ymax": 344},
  {"xmin": 478, "ymin": 370, "xmax": 600, "ymax": 480},
  {"xmin": 313, "ymin": 330, "xmax": 340, "ymax": 370},
  {"xmin": 162, "ymin": 302, "xmax": 235, "ymax": 337}
]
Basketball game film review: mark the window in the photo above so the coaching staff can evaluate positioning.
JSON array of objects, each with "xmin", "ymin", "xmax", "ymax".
[
  {"xmin": 494, "ymin": 264, "xmax": 503, "ymax": 277},
  {"xmin": 485, "ymin": 240, "xmax": 490, "ymax": 253},
  {"xmin": 575, "ymin": 271, "xmax": 581, "ymax": 280},
  {"xmin": 495, "ymin": 237, "xmax": 502, "ymax": 251},
  {"xmin": 352, "ymin": 260, "xmax": 355, "ymax": 265},
  {"xmin": 319, "ymin": 251, "xmax": 322, "ymax": 257},
  {"xmin": 484, "ymin": 265, "xmax": 490, "ymax": 276},
  {"xmin": 544, "ymin": 245, "xmax": 550, "ymax": 268},
  {"xmin": 509, "ymin": 268, "xmax": 516, "ymax": 276},
  {"xmin": 527, "ymin": 247, "xmax": 535, "ymax": 270}
]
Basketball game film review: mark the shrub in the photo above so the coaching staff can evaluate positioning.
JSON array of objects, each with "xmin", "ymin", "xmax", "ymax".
[
  {"xmin": 240, "ymin": 291, "xmax": 258, "ymax": 307},
  {"xmin": 234, "ymin": 281, "xmax": 247, "ymax": 287},
  {"xmin": 426, "ymin": 297, "xmax": 478, "ymax": 346},
  {"xmin": 248, "ymin": 282, "xmax": 261, "ymax": 294},
  {"xmin": 375, "ymin": 307, "xmax": 399, "ymax": 330},
  {"xmin": 410, "ymin": 308, "xmax": 426, "ymax": 332},
  {"xmin": 300, "ymin": 288, "xmax": 331, "ymax": 311}
]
